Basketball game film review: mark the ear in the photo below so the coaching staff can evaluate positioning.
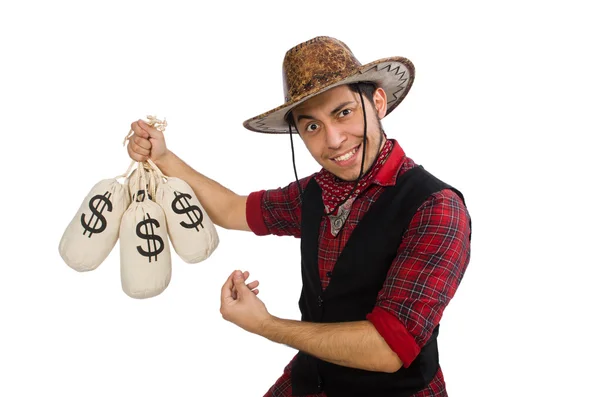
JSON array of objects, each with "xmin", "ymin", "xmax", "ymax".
[{"xmin": 373, "ymin": 87, "xmax": 387, "ymax": 119}]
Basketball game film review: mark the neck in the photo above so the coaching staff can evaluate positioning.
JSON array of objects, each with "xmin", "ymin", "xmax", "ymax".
[
  {"xmin": 357, "ymin": 131, "xmax": 386, "ymax": 181},
  {"xmin": 378, "ymin": 133, "xmax": 387, "ymax": 152}
]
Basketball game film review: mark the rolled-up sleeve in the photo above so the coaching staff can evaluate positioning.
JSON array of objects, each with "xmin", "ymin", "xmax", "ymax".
[
  {"xmin": 367, "ymin": 188, "xmax": 472, "ymax": 367},
  {"xmin": 245, "ymin": 176, "xmax": 314, "ymax": 238}
]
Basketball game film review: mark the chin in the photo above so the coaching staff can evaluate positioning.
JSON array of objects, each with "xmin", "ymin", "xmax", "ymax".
[{"xmin": 333, "ymin": 169, "xmax": 361, "ymax": 182}]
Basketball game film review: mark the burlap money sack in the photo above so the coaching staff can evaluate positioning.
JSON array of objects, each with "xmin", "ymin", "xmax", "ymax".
[
  {"xmin": 59, "ymin": 162, "xmax": 134, "ymax": 272},
  {"xmin": 120, "ymin": 162, "xmax": 172, "ymax": 299},
  {"xmin": 146, "ymin": 160, "xmax": 219, "ymax": 263}
]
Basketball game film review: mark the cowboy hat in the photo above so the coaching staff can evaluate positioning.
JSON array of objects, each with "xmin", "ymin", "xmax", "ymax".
[{"xmin": 243, "ymin": 36, "xmax": 415, "ymax": 134}]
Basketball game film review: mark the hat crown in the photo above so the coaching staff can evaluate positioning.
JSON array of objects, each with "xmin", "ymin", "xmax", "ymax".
[{"xmin": 282, "ymin": 36, "xmax": 362, "ymax": 102}]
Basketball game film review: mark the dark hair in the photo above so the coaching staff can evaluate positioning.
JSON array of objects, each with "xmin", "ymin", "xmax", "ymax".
[
  {"xmin": 348, "ymin": 81, "xmax": 378, "ymax": 106},
  {"xmin": 285, "ymin": 81, "xmax": 379, "ymax": 130}
]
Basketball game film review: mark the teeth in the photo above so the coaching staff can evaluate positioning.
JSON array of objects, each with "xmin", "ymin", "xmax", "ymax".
[{"xmin": 334, "ymin": 146, "xmax": 358, "ymax": 162}]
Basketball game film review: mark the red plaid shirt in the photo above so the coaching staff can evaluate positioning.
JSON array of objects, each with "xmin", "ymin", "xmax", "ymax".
[{"xmin": 246, "ymin": 140, "xmax": 471, "ymax": 397}]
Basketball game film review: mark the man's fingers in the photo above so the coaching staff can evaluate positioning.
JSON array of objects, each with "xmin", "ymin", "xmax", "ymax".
[
  {"xmin": 137, "ymin": 119, "xmax": 164, "ymax": 140},
  {"xmin": 233, "ymin": 271, "xmax": 245, "ymax": 285},
  {"xmin": 127, "ymin": 144, "xmax": 148, "ymax": 162},
  {"xmin": 131, "ymin": 121, "xmax": 149, "ymax": 139},
  {"xmin": 246, "ymin": 280, "xmax": 259, "ymax": 290},
  {"xmin": 232, "ymin": 271, "xmax": 250, "ymax": 296},
  {"xmin": 223, "ymin": 270, "xmax": 254, "ymax": 304},
  {"xmin": 130, "ymin": 142, "xmax": 150, "ymax": 157},
  {"xmin": 220, "ymin": 271, "xmax": 236, "ymax": 303},
  {"xmin": 128, "ymin": 139, "xmax": 150, "ymax": 158},
  {"xmin": 133, "ymin": 136, "xmax": 152, "ymax": 150}
]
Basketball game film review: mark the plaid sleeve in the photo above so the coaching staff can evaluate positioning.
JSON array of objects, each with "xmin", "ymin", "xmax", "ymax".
[
  {"xmin": 368, "ymin": 188, "xmax": 471, "ymax": 365},
  {"xmin": 246, "ymin": 176, "xmax": 314, "ymax": 238}
]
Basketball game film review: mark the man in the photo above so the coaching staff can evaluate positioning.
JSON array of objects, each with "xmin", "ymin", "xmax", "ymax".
[{"xmin": 127, "ymin": 36, "xmax": 471, "ymax": 397}]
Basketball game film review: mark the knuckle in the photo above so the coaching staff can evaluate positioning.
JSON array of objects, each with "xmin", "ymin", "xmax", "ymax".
[
  {"xmin": 134, "ymin": 137, "xmax": 146, "ymax": 148},
  {"xmin": 133, "ymin": 146, "xmax": 146, "ymax": 156},
  {"xmin": 128, "ymin": 146, "xmax": 143, "ymax": 161}
]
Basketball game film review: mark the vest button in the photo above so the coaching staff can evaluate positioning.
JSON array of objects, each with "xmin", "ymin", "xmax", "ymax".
[
  {"xmin": 317, "ymin": 296, "xmax": 323, "ymax": 307},
  {"xmin": 326, "ymin": 271, "xmax": 332, "ymax": 277}
]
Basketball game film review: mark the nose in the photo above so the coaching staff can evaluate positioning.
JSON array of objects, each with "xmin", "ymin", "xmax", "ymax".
[{"xmin": 324, "ymin": 122, "xmax": 347, "ymax": 150}]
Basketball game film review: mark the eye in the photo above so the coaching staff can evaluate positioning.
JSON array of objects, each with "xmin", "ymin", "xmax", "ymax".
[
  {"xmin": 339, "ymin": 109, "xmax": 352, "ymax": 118},
  {"xmin": 306, "ymin": 123, "xmax": 319, "ymax": 132}
]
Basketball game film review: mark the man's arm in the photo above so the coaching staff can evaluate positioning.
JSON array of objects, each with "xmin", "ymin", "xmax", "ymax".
[
  {"xmin": 367, "ymin": 189, "xmax": 472, "ymax": 364},
  {"xmin": 269, "ymin": 190, "xmax": 470, "ymax": 374},
  {"xmin": 261, "ymin": 317, "xmax": 403, "ymax": 373},
  {"xmin": 154, "ymin": 150, "xmax": 250, "ymax": 231},
  {"xmin": 128, "ymin": 120, "xmax": 250, "ymax": 232},
  {"xmin": 220, "ymin": 271, "xmax": 403, "ymax": 374}
]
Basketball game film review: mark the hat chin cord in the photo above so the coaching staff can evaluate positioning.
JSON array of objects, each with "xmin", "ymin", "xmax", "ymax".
[
  {"xmin": 289, "ymin": 122, "xmax": 303, "ymax": 202},
  {"xmin": 288, "ymin": 87, "xmax": 371, "ymax": 214}
]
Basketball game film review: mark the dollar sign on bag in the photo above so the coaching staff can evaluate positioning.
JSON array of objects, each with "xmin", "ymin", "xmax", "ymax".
[
  {"xmin": 81, "ymin": 191, "xmax": 113, "ymax": 238},
  {"xmin": 136, "ymin": 213, "xmax": 164, "ymax": 262},
  {"xmin": 171, "ymin": 191, "xmax": 204, "ymax": 231}
]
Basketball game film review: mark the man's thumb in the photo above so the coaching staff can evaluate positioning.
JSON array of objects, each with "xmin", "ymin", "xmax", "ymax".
[
  {"xmin": 138, "ymin": 120, "xmax": 163, "ymax": 140},
  {"xmin": 233, "ymin": 271, "xmax": 246, "ymax": 290}
]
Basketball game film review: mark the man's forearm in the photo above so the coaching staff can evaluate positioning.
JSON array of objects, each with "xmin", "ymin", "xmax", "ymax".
[
  {"xmin": 260, "ymin": 317, "xmax": 403, "ymax": 373},
  {"xmin": 154, "ymin": 150, "xmax": 249, "ymax": 231}
]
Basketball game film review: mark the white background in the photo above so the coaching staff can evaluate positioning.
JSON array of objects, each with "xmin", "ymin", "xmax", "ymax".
[{"xmin": 1, "ymin": 0, "xmax": 598, "ymax": 396}]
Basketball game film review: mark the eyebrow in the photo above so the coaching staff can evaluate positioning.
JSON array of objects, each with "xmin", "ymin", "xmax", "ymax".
[{"xmin": 295, "ymin": 101, "xmax": 356, "ymax": 123}]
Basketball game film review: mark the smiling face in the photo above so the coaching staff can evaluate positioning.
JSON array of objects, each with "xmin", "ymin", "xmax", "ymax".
[{"xmin": 291, "ymin": 84, "xmax": 388, "ymax": 181}]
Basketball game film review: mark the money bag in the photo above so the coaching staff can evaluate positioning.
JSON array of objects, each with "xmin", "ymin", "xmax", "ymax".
[
  {"xmin": 148, "ymin": 160, "xmax": 219, "ymax": 263},
  {"xmin": 120, "ymin": 162, "xmax": 172, "ymax": 299},
  {"xmin": 59, "ymin": 162, "xmax": 134, "ymax": 272}
]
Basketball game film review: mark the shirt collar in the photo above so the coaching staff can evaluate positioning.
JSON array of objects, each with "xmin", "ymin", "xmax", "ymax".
[{"xmin": 374, "ymin": 139, "xmax": 406, "ymax": 187}]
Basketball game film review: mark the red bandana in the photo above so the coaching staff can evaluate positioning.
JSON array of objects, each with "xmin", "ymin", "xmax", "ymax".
[{"xmin": 314, "ymin": 138, "xmax": 394, "ymax": 214}]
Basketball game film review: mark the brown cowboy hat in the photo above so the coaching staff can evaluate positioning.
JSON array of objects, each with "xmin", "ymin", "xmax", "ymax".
[{"xmin": 243, "ymin": 36, "xmax": 415, "ymax": 134}]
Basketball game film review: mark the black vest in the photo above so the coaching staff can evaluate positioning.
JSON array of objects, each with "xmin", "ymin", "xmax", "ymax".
[{"xmin": 292, "ymin": 165, "xmax": 468, "ymax": 397}]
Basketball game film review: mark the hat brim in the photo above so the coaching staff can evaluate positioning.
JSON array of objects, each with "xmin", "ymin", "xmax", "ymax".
[{"xmin": 243, "ymin": 57, "xmax": 415, "ymax": 134}]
